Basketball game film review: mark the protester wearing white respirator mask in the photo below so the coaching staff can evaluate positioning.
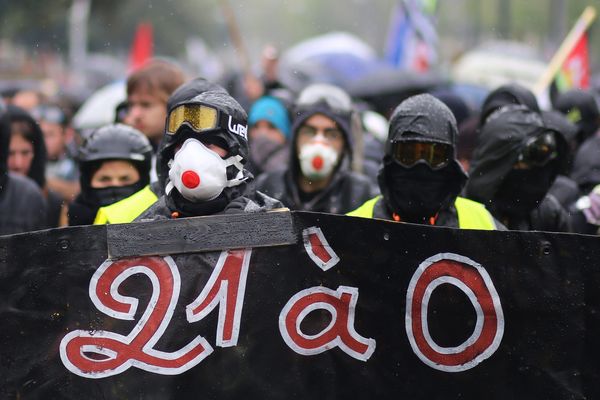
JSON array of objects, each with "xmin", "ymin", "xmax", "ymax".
[
  {"xmin": 137, "ymin": 90, "xmax": 282, "ymax": 221},
  {"xmin": 255, "ymin": 83, "xmax": 377, "ymax": 215}
]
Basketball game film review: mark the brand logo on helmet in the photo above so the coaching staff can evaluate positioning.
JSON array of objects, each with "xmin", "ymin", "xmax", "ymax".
[{"xmin": 228, "ymin": 116, "xmax": 247, "ymax": 140}]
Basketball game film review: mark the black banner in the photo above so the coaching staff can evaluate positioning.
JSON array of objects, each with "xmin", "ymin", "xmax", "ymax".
[{"xmin": 1, "ymin": 211, "xmax": 599, "ymax": 399}]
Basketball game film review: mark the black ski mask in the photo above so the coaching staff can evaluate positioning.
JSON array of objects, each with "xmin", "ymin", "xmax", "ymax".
[
  {"xmin": 87, "ymin": 180, "xmax": 147, "ymax": 207},
  {"xmin": 382, "ymin": 163, "xmax": 463, "ymax": 223},
  {"xmin": 492, "ymin": 167, "xmax": 555, "ymax": 217}
]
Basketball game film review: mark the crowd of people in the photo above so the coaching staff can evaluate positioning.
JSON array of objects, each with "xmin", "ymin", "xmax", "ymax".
[{"xmin": 1, "ymin": 56, "xmax": 599, "ymax": 236}]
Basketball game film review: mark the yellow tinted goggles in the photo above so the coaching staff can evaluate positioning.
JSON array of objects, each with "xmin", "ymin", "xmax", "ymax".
[{"xmin": 166, "ymin": 103, "xmax": 219, "ymax": 135}]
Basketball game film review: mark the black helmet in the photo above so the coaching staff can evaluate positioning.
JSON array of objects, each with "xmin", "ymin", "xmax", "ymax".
[
  {"xmin": 78, "ymin": 123, "xmax": 153, "ymax": 188},
  {"xmin": 159, "ymin": 90, "xmax": 249, "ymax": 190}
]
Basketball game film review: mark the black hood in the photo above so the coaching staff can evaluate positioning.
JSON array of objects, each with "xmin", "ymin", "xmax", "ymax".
[
  {"xmin": 570, "ymin": 134, "xmax": 600, "ymax": 192},
  {"xmin": 159, "ymin": 90, "xmax": 249, "ymax": 191},
  {"xmin": 166, "ymin": 77, "xmax": 227, "ymax": 111},
  {"xmin": 465, "ymin": 105, "xmax": 568, "ymax": 204},
  {"xmin": 378, "ymin": 94, "xmax": 468, "ymax": 217},
  {"xmin": 554, "ymin": 89, "xmax": 600, "ymax": 144},
  {"xmin": 385, "ymin": 93, "xmax": 460, "ymax": 150},
  {"xmin": 7, "ymin": 105, "xmax": 47, "ymax": 189},
  {"xmin": 479, "ymin": 83, "xmax": 540, "ymax": 126},
  {"xmin": 159, "ymin": 90, "xmax": 252, "ymax": 213}
]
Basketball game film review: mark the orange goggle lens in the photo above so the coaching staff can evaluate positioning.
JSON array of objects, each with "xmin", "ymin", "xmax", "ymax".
[{"xmin": 392, "ymin": 141, "xmax": 452, "ymax": 169}]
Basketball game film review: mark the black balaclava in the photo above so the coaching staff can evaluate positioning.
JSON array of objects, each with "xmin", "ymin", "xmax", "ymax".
[
  {"xmin": 378, "ymin": 93, "xmax": 468, "ymax": 223},
  {"xmin": 71, "ymin": 124, "xmax": 153, "ymax": 225},
  {"xmin": 466, "ymin": 106, "xmax": 568, "ymax": 219},
  {"xmin": 80, "ymin": 159, "xmax": 148, "ymax": 207},
  {"xmin": 160, "ymin": 91, "xmax": 251, "ymax": 217},
  {"xmin": 554, "ymin": 89, "xmax": 600, "ymax": 146},
  {"xmin": 7, "ymin": 105, "xmax": 47, "ymax": 189}
]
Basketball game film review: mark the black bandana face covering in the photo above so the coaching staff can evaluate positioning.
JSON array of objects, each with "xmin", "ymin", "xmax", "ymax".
[
  {"xmin": 493, "ymin": 167, "xmax": 555, "ymax": 217},
  {"xmin": 384, "ymin": 163, "xmax": 460, "ymax": 223},
  {"xmin": 90, "ymin": 181, "xmax": 146, "ymax": 207}
]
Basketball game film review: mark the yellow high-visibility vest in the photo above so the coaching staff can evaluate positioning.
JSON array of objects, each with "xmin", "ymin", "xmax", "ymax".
[
  {"xmin": 93, "ymin": 185, "xmax": 158, "ymax": 225},
  {"xmin": 347, "ymin": 195, "xmax": 496, "ymax": 230}
]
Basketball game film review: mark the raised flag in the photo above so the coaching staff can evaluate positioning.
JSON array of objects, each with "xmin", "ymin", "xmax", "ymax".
[
  {"xmin": 128, "ymin": 22, "xmax": 153, "ymax": 72},
  {"xmin": 555, "ymin": 32, "xmax": 590, "ymax": 90},
  {"xmin": 384, "ymin": 0, "xmax": 438, "ymax": 72}
]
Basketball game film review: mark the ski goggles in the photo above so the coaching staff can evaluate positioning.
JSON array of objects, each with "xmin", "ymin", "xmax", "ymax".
[
  {"xmin": 296, "ymin": 84, "xmax": 353, "ymax": 115},
  {"xmin": 31, "ymin": 105, "xmax": 66, "ymax": 125},
  {"xmin": 392, "ymin": 141, "xmax": 453, "ymax": 170},
  {"xmin": 166, "ymin": 102, "xmax": 247, "ymax": 139},
  {"xmin": 517, "ymin": 132, "xmax": 558, "ymax": 167}
]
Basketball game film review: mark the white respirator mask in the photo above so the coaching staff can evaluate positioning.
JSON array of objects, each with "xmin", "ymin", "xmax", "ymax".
[
  {"xmin": 166, "ymin": 138, "xmax": 246, "ymax": 202},
  {"xmin": 298, "ymin": 142, "xmax": 340, "ymax": 180}
]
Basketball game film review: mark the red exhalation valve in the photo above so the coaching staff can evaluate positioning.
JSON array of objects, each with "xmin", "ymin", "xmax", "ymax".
[
  {"xmin": 312, "ymin": 156, "xmax": 324, "ymax": 170},
  {"xmin": 181, "ymin": 170, "xmax": 200, "ymax": 188}
]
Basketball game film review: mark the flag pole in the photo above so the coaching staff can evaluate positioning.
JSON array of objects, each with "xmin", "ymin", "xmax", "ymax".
[
  {"xmin": 533, "ymin": 6, "xmax": 596, "ymax": 95},
  {"xmin": 219, "ymin": 0, "xmax": 252, "ymax": 76}
]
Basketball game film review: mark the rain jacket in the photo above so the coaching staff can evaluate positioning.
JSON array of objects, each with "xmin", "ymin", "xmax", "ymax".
[
  {"xmin": 361, "ymin": 94, "xmax": 500, "ymax": 229},
  {"xmin": 139, "ymin": 90, "xmax": 283, "ymax": 221},
  {"xmin": 465, "ymin": 105, "xmax": 570, "ymax": 232},
  {"xmin": 544, "ymin": 110, "xmax": 581, "ymax": 207},
  {"xmin": 254, "ymin": 105, "xmax": 377, "ymax": 215}
]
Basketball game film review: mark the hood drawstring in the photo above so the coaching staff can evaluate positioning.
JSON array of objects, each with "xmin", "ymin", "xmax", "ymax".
[{"xmin": 392, "ymin": 212, "xmax": 438, "ymax": 225}]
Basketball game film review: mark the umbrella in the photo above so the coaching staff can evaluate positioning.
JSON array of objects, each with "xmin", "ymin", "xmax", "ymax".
[
  {"xmin": 347, "ymin": 67, "xmax": 446, "ymax": 117},
  {"xmin": 72, "ymin": 80, "xmax": 126, "ymax": 132},
  {"xmin": 278, "ymin": 32, "xmax": 384, "ymax": 92}
]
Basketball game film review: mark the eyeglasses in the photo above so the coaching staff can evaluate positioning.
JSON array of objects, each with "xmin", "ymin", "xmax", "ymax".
[
  {"xmin": 296, "ymin": 84, "xmax": 353, "ymax": 115},
  {"xmin": 166, "ymin": 102, "xmax": 247, "ymax": 139},
  {"xmin": 392, "ymin": 141, "xmax": 453, "ymax": 170},
  {"xmin": 518, "ymin": 132, "xmax": 558, "ymax": 167}
]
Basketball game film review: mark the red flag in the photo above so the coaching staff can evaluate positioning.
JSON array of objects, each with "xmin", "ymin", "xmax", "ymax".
[
  {"xmin": 556, "ymin": 32, "xmax": 590, "ymax": 90},
  {"xmin": 128, "ymin": 23, "xmax": 154, "ymax": 72}
]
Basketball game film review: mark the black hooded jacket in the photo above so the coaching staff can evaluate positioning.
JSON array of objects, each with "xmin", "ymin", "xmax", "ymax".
[
  {"xmin": 554, "ymin": 89, "xmax": 600, "ymax": 145},
  {"xmin": 544, "ymin": 110, "xmax": 581, "ymax": 207},
  {"xmin": 465, "ymin": 106, "xmax": 570, "ymax": 232},
  {"xmin": 373, "ymin": 93, "xmax": 482, "ymax": 228},
  {"xmin": 140, "ymin": 90, "xmax": 282, "ymax": 221},
  {"xmin": 570, "ymin": 134, "xmax": 600, "ymax": 194},
  {"xmin": 254, "ymin": 103, "xmax": 377, "ymax": 214}
]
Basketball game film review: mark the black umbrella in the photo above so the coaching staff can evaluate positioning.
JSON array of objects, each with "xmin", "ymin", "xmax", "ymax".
[{"xmin": 347, "ymin": 67, "xmax": 447, "ymax": 117}]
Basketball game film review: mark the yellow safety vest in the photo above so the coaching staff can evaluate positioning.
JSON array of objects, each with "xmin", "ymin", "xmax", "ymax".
[
  {"xmin": 347, "ymin": 195, "xmax": 496, "ymax": 230},
  {"xmin": 93, "ymin": 185, "xmax": 158, "ymax": 225}
]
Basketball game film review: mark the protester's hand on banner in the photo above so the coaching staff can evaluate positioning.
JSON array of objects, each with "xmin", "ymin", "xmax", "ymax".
[{"xmin": 579, "ymin": 185, "xmax": 600, "ymax": 226}]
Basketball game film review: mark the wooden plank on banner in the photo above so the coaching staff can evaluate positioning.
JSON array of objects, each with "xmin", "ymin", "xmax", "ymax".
[{"xmin": 106, "ymin": 209, "xmax": 297, "ymax": 258}]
